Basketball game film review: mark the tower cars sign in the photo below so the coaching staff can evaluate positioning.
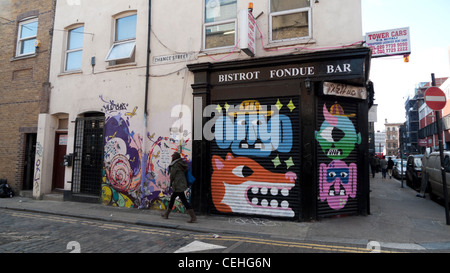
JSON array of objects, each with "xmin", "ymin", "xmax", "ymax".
[{"xmin": 365, "ymin": 27, "xmax": 411, "ymax": 57}]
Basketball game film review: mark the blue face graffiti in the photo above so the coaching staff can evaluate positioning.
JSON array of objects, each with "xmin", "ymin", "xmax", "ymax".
[{"xmin": 214, "ymin": 100, "xmax": 293, "ymax": 157}]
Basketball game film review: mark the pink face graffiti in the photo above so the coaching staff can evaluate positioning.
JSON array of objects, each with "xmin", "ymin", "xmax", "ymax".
[{"xmin": 319, "ymin": 160, "xmax": 357, "ymax": 210}]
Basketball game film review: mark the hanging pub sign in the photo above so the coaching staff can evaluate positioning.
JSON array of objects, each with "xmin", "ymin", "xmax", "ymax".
[
  {"xmin": 323, "ymin": 82, "xmax": 367, "ymax": 100},
  {"xmin": 365, "ymin": 27, "xmax": 411, "ymax": 58},
  {"xmin": 239, "ymin": 9, "xmax": 256, "ymax": 57}
]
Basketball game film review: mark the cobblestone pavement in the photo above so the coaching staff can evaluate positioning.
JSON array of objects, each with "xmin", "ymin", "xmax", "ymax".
[
  {"xmin": 0, "ymin": 208, "xmax": 405, "ymax": 254},
  {"xmin": 0, "ymin": 209, "xmax": 195, "ymax": 253}
]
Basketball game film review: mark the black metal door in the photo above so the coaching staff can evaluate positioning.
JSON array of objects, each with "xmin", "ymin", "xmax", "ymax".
[{"xmin": 72, "ymin": 115, "xmax": 105, "ymax": 196}]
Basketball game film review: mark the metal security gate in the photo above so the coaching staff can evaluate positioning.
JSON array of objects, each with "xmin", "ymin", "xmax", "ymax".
[
  {"xmin": 210, "ymin": 97, "xmax": 301, "ymax": 219},
  {"xmin": 72, "ymin": 115, "xmax": 105, "ymax": 196},
  {"xmin": 316, "ymin": 99, "xmax": 360, "ymax": 217}
]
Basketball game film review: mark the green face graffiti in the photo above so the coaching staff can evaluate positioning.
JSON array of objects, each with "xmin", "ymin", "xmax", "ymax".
[{"xmin": 315, "ymin": 104, "xmax": 361, "ymax": 160}]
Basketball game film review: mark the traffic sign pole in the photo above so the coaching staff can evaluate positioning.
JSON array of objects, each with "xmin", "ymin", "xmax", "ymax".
[{"xmin": 429, "ymin": 73, "xmax": 450, "ymax": 225}]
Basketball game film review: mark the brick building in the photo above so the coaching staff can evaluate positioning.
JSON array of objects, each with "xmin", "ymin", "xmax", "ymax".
[
  {"xmin": 0, "ymin": 0, "xmax": 55, "ymax": 194},
  {"xmin": 384, "ymin": 119, "xmax": 403, "ymax": 157}
]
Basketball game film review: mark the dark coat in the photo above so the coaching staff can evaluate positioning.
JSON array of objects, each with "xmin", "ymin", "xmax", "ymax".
[{"xmin": 169, "ymin": 158, "xmax": 188, "ymax": 192}]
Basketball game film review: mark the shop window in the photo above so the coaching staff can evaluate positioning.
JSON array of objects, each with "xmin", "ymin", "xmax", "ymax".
[
  {"xmin": 16, "ymin": 17, "xmax": 38, "ymax": 57},
  {"xmin": 204, "ymin": 0, "xmax": 237, "ymax": 49},
  {"xmin": 270, "ymin": 0, "xmax": 311, "ymax": 42},
  {"xmin": 105, "ymin": 13, "xmax": 136, "ymax": 64},
  {"xmin": 65, "ymin": 25, "xmax": 84, "ymax": 71}
]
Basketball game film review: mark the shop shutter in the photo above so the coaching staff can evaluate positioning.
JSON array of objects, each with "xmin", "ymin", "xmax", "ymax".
[
  {"xmin": 210, "ymin": 96, "xmax": 301, "ymax": 219},
  {"xmin": 316, "ymin": 99, "xmax": 360, "ymax": 217}
]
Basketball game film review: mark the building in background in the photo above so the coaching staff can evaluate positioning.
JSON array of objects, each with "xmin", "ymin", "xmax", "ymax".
[
  {"xmin": 384, "ymin": 119, "xmax": 402, "ymax": 157},
  {"xmin": 0, "ymin": 0, "xmax": 56, "ymax": 195},
  {"xmin": 374, "ymin": 130, "xmax": 386, "ymax": 157}
]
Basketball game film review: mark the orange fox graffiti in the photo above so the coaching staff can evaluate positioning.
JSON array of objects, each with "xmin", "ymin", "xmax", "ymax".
[{"xmin": 211, "ymin": 153, "xmax": 297, "ymax": 217}]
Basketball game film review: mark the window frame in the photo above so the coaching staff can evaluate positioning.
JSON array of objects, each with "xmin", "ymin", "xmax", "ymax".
[
  {"xmin": 105, "ymin": 13, "xmax": 137, "ymax": 62},
  {"xmin": 64, "ymin": 25, "xmax": 85, "ymax": 72},
  {"xmin": 203, "ymin": 0, "xmax": 237, "ymax": 50},
  {"xmin": 16, "ymin": 17, "xmax": 38, "ymax": 57},
  {"xmin": 269, "ymin": 0, "xmax": 312, "ymax": 43}
]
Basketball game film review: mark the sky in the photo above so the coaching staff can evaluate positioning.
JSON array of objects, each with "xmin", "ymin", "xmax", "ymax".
[{"xmin": 361, "ymin": 0, "xmax": 450, "ymax": 131}]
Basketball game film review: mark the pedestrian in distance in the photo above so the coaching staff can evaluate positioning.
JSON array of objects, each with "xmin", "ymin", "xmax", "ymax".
[
  {"xmin": 161, "ymin": 151, "xmax": 197, "ymax": 223},
  {"xmin": 380, "ymin": 156, "xmax": 387, "ymax": 179},
  {"xmin": 369, "ymin": 154, "xmax": 377, "ymax": 178},
  {"xmin": 387, "ymin": 157, "xmax": 395, "ymax": 179}
]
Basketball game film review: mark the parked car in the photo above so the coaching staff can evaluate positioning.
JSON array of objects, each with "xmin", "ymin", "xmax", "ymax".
[
  {"xmin": 421, "ymin": 152, "xmax": 450, "ymax": 201},
  {"xmin": 406, "ymin": 154, "xmax": 423, "ymax": 190},
  {"xmin": 393, "ymin": 159, "xmax": 407, "ymax": 179}
]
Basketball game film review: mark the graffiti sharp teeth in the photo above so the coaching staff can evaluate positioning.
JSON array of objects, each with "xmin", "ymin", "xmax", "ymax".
[
  {"xmin": 340, "ymin": 189, "xmax": 345, "ymax": 196},
  {"xmin": 281, "ymin": 188, "xmax": 289, "ymax": 196},
  {"xmin": 252, "ymin": 198, "xmax": 259, "ymax": 205},
  {"xmin": 251, "ymin": 187, "xmax": 259, "ymax": 194},
  {"xmin": 261, "ymin": 199, "xmax": 268, "ymax": 207}
]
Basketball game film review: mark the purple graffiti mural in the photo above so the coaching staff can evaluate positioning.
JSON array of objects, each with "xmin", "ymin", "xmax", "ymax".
[{"xmin": 319, "ymin": 160, "xmax": 357, "ymax": 210}]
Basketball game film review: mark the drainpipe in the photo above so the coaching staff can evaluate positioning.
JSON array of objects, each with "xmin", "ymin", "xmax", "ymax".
[
  {"xmin": 139, "ymin": 0, "xmax": 151, "ymax": 208},
  {"xmin": 145, "ymin": 0, "xmax": 151, "ymax": 118}
]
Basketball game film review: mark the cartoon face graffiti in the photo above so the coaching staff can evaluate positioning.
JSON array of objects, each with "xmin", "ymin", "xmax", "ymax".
[
  {"xmin": 315, "ymin": 104, "xmax": 361, "ymax": 160},
  {"xmin": 319, "ymin": 160, "xmax": 357, "ymax": 210},
  {"xmin": 215, "ymin": 100, "xmax": 293, "ymax": 157},
  {"xmin": 211, "ymin": 153, "xmax": 297, "ymax": 217}
]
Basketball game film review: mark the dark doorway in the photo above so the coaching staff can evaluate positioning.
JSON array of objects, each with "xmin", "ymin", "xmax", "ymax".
[
  {"xmin": 52, "ymin": 133, "xmax": 67, "ymax": 189},
  {"xmin": 22, "ymin": 133, "xmax": 37, "ymax": 190}
]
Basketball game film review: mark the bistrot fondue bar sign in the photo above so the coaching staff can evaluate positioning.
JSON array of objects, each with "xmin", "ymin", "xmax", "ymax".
[{"xmin": 213, "ymin": 59, "xmax": 365, "ymax": 84}]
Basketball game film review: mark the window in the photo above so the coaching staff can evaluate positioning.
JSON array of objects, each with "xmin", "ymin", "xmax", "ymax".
[
  {"xmin": 16, "ymin": 17, "xmax": 38, "ymax": 56},
  {"xmin": 270, "ymin": 0, "xmax": 311, "ymax": 42},
  {"xmin": 65, "ymin": 26, "xmax": 84, "ymax": 71},
  {"xmin": 105, "ymin": 14, "xmax": 136, "ymax": 63},
  {"xmin": 204, "ymin": 0, "xmax": 237, "ymax": 49}
]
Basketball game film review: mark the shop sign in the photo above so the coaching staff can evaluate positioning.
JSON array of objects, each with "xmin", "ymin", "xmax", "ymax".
[
  {"xmin": 213, "ymin": 59, "xmax": 365, "ymax": 84},
  {"xmin": 239, "ymin": 9, "xmax": 256, "ymax": 57},
  {"xmin": 323, "ymin": 82, "xmax": 367, "ymax": 100},
  {"xmin": 365, "ymin": 27, "xmax": 411, "ymax": 57}
]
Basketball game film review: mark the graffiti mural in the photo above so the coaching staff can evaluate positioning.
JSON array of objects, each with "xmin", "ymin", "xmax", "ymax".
[
  {"xmin": 139, "ymin": 133, "xmax": 191, "ymax": 212},
  {"xmin": 316, "ymin": 102, "xmax": 360, "ymax": 212},
  {"xmin": 101, "ymin": 95, "xmax": 143, "ymax": 207},
  {"xmin": 99, "ymin": 95, "xmax": 193, "ymax": 212},
  {"xmin": 319, "ymin": 160, "xmax": 357, "ymax": 210},
  {"xmin": 211, "ymin": 153, "xmax": 297, "ymax": 217},
  {"xmin": 211, "ymin": 98, "xmax": 299, "ymax": 218}
]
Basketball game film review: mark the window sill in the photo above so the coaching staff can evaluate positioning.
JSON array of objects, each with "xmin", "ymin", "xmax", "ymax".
[
  {"xmin": 106, "ymin": 62, "xmax": 137, "ymax": 70},
  {"xmin": 10, "ymin": 53, "xmax": 37, "ymax": 62},
  {"xmin": 199, "ymin": 46, "xmax": 239, "ymax": 57},
  {"xmin": 58, "ymin": 70, "xmax": 83, "ymax": 77},
  {"xmin": 266, "ymin": 38, "xmax": 316, "ymax": 49}
]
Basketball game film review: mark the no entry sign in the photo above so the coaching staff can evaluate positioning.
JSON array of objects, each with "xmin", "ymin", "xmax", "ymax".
[{"xmin": 425, "ymin": 87, "xmax": 447, "ymax": 111}]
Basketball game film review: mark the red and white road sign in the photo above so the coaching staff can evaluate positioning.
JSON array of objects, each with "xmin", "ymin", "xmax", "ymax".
[{"xmin": 425, "ymin": 87, "xmax": 447, "ymax": 111}]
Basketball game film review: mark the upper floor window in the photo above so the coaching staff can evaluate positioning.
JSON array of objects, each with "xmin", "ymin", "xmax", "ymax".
[
  {"xmin": 16, "ymin": 17, "xmax": 38, "ymax": 56},
  {"xmin": 270, "ymin": 0, "xmax": 311, "ymax": 42},
  {"xmin": 105, "ymin": 13, "xmax": 136, "ymax": 63},
  {"xmin": 65, "ymin": 25, "xmax": 84, "ymax": 71},
  {"xmin": 204, "ymin": 0, "xmax": 237, "ymax": 49}
]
